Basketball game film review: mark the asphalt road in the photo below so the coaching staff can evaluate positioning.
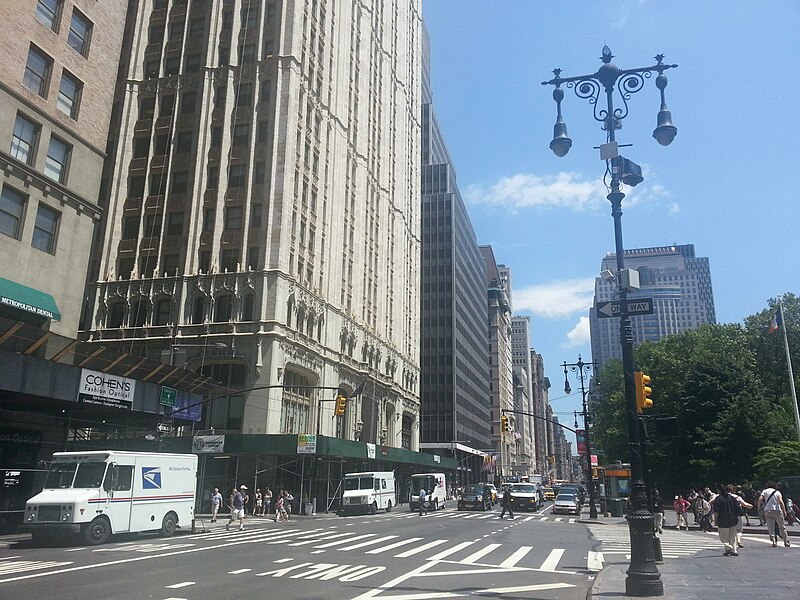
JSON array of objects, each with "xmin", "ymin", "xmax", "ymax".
[{"xmin": 0, "ymin": 502, "xmax": 600, "ymax": 600}]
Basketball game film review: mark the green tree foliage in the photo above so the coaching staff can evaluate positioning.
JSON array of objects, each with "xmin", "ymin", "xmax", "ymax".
[
  {"xmin": 753, "ymin": 442, "xmax": 800, "ymax": 481},
  {"xmin": 592, "ymin": 294, "xmax": 799, "ymax": 492}
]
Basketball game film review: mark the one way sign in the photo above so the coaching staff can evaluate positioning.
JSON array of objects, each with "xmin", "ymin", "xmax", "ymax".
[{"xmin": 596, "ymin": 298, "xmax": 654, "ymax": 318}]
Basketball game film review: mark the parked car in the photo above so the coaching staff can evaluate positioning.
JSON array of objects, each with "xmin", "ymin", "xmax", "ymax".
[
  {"xmin": 553, "ymin": 492, "xmax": 581, "ymax": 515},
  {"xmin": 457, "ymin": 484, "xmax": 493, "ymax": 511},
  {"xmin": 558, "ymin": 484, "xmax": 586, "ymax": 506},
  {"xmin": 508, "ymin": 483, "xmax": 540, "ymax": 511}
]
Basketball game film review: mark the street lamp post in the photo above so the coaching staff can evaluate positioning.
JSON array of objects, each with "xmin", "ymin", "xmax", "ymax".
[
  {"xmin": 562, "ymin": 355, "xmax": 598, "ymax": 519},
  {"xmin": 543, "ymin": 47, "xmax": 677, "ymax": 597}
]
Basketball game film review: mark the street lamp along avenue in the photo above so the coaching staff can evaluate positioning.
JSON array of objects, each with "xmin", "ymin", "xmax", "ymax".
[
  {"xmin": 543, "ymin": 46, "xmax": 678, "ymax": 597},
  {"xmin": 562, "ymin": 355, "xmax": 598, "ymax": 519}
]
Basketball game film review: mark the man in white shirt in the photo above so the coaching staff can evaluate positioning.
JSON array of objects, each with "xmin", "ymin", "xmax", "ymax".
[{"xmin": 759, "ymin": 481, "xmax": 790, "ymax": 547}]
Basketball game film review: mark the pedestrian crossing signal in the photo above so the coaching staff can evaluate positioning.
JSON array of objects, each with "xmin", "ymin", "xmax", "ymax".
[{"xmin": 334, "ymin": 394, "xmax": 348, "ymax": 416}]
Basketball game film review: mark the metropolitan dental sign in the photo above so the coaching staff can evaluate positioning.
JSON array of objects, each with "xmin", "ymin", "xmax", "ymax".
[{"xmin": 78, "ymin": 369, "xmax": 136, "ymax": 409}]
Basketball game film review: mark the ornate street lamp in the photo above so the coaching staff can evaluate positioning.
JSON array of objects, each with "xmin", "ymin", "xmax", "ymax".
[
  {"xmin": 543, "ymin": 47, "xmax": 678, "ymax": 597},
  {"xmin": 562, "ymin": 355, "xmax": 598, "ymax": 520}
]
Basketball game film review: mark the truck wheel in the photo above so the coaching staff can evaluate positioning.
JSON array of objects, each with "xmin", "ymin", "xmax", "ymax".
[
  {"xmin": 370, "ymin": 502, "xmax": 378, "ymax": 515},
  {"xmin": 84, "ymin": 517, "xmax": 111, "ymax": 545},
  {"xmin": 161, "ymin": 512, "xmax": 178, "ymax": 537}
]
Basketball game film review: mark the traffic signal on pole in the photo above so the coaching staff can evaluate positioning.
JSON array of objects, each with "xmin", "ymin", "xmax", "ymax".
[
  {"xmin": 634, "ymin": 371, "xmax": 653, "ymax": 414},
  {"xmin": 500, "ymin": 414, "xmax": 509, "ymax": 433},
  {"xmin": 334, "ymin": 394, "xmax": 348, "ymax": 416}
]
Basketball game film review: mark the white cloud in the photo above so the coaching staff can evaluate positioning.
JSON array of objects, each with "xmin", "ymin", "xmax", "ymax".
[
  {"xmin": 513, "ymin": 278, "xmax": 595, "ymax": 318},
  {"xmin": 667, "ymin": 202, "xmax": 680, "ymax": 215},
  {"xmin": 464, "ymin": 171, "xmax": 670, "ymax": 212},
  {"xmin": 565, "ymin": 316, "xmax": 591, "ymax": 348}
]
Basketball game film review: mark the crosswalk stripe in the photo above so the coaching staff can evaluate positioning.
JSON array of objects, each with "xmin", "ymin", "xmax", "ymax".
[
  {"xmin": 313, "ymin": 534, "xmax": 377, "ymax": 549},
  {"xmin": 539, "ymin": 517, "xmax": 548, "ymax": 521},
  {"xmin": 426, "ymin": 541, "xmax": 473, "ymax": 561},
  {"xmin": 539, "ymin": 548, "xmax": 565, "ymax": 571},
  {"xmin": 461, "ymin": 543, "xmax": 501, "ymax": 564},
  {"xmin": 394, "ymin": 539, "xmax": 448, "ymax": 558},
  {"xmin": 338, "ymin": 535, "xmax": 398, "ymax": 551},
  {"xmin": 366, "ymin": 537, "xmax": 422, "ymax": 554},
  {"xmin": 0, "ymin": 560, "xmax": 72, "ymax": 575},
  {"xmin": 499, "ymin": 546, "xmax": 533, "ymax": 568}
]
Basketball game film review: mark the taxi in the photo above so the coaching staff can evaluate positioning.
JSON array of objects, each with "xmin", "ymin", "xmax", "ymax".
[{"xmin": 542, "ymin": 486, "xmax": 555, "ymax": 501}]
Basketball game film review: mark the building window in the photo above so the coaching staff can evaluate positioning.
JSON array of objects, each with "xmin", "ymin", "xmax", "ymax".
[
  {"xmin": 256, "ymin": 120, "xmax": 268, "ymax": 142},
  {"xmin": 138, "ymin": 256, "xmax": 156, "ymax": 278},
  {"xmin": 189, "ymin": 18, "xmax": 205, "ymax": 37},
  {"xmin": 10, "ymin": 114, "xmax": 39, "ymax": 165},
  {"xmin": 121, "ymin": 216, "xmax": 139, "ymax": 239},
  {"xmin": 247, "ymin": 246, "xmax": 259, "ymax": 270},
  {"xmin": 235, "ymin": 83, "xmax": 251, "ymax": 106},
  {"xmin": 57, "ymin": 70, "xmax": 83, "ymax": 119},
  {"xmin": 232, "ymin": 123, "xmax": 250, "ymax": 147},
  {"xmin": 240, "ymin": 5, "xmax": 258, "ymax": 28},
  {"xmin": 31, "ymin": 203, "xmax": 59, "ymax": 253},
  {"xmin": 185, "ymin": 53, "xmax": 201, "ymax": 72},
  {"xmin": 23, "ymin": 45, "xmax": 52, "ymax": 97},
  {"xmin": 67, "ymin": 9, "xmax": 92, "ymax": 56},
  {"xmin": 128, "ymin": 299, "xmax": 148, "ymax": 327},
  {"xmin": 206, "ymin": 165, "xmax": 219, "ymax": 189},
  {"xmin": 133, "ymin": 136, "xmax": 150, "ymax": 158},
  {"xmin": 142, "ymin": 213, "xmax": 162, "ymax": 237},
  {"xmin": 176, "ymin": 131, "xmax": 192, "ymax": 153},
  {"xmin": 166, "ymin": 212, "xmax": 183, "ymax": 235},
  {"xmin": 139, "ymin": 97, "xmax": 156, "ymax": 119},
  {"xmin": 239, "ymin": 43, "xmax": 256, "ymax": 64},
  {"xmin": 161, "ymin": 253, "xmax": 179, "ymax": 276},
  {"xmin": 191, "ymin": 296, "xmax": 206, "ymax": 323},
  {"xmin": 171, "ymin": 171, "xmax": 189, "ymax": 194},
  {"xmin": 202, "ymin": 207, "xmax": 214, "ymax": 232},
  {"xmin": 129, "ymin": 176, "xmax": 145, "ymax": 198},
  {"xmin": 242, "ymin": 294, "xmax": 255, "ymax": 321},
  {"xmin": 168, "ymin": 21, "xmax": 184, "ymax": 41},
  {"xmin": 0, "ymin": 186, "xmax": 27, "ymax": 240},
  {"xmin": 164, "ymin": 56, "xmax": 180, "ymax": 75},
  {"xmin": 259, "ymin": 80, "xmax": 271, "ymax": 103},
  {"xmin": 44, "ymin": 136, "xmax": 71, "ymax": 183},
  {"xmin": 254, "ymin": 161, "xmax": 266, "ymax": 184},
  {"xmin": 220, "ymin": 249, "xmax": 238, "ymax": 272},
  {"xmin": 224, "ymin": 205, "xmax": 243, "ymax": 229},
  {"xmin": 153, "ymin": 298, "xmax": 171, "ymax": 325},
  {"xmin": 160, "ymin": 94, "xmax": 175, "ymax": 117},
  {"xmin": 198, "ymin": 250, "xmax": 211, "ymax": 273},
  {"xmin": 250, "ymin": 203, "xmax": 262, "ymax": 228},
  {"xmin": 180, "ymin": 91, "xmax": 197, "ymax": 114},
  {"xmin": 107, "ymin": 302, "xmax": 124, "ymax": 328},
  {"xmin": 214, "ymin": 295, "xmax": 233, "ymax": 322},
  {"xmin": 36, "ymin": 0, "xmax": 62, "ymax": 31},
  {"xmin": 228, "ymin": 164, "xmax": 246, "ymax": 188}
]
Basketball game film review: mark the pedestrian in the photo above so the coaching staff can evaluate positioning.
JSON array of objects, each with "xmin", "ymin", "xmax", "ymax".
[
  {"xmin": 226, "ymin": 485, "xmax": 247, "ymax": 531},
  {"xmin": 651, "ymin": 488, "xmax": 664, "ymax": 534},
  {"xmin": 284, "ymin": 490, "xmax": 294, "ymax": 518},
  {"xmin": 499, "ymin": 486, "xmax": 514, "ymax": 519},
  {"xmin": 264, "ymin": 487, "xmax": 272, "ymax": 516},
  {"xmin": 254, "ymin": 489, "xmax": 263, "ymax": 516},
  {"xmin": 418, "ymin": 488, "xmax": 428, "ymax": 516},
  {"xmin": 673, "ymin": 494, "xmax": 690, "ymax": 530},
  {"xmin": 210, "ymin": 487, "xmax": 223, "ymax": 523},
  {"xmin": 785, "ymin": 497, "xmax": 796, "ymax": 526},
  {"xmin": 759, "ymin": 480, "xmax": 791, "ymax": 547},
  {"xmin": 712, "ymin": 484, "xmax": 741, "ymax": 556},
  {"xmin": 730, "ymin": 486, "xmax": 753, "ymax": 548},
  {"xmin": 274, "ymin": 490, "xmax": 289, "ymax": 522},
  {"xmin": 698, "ymin": 494, "xmax": 713, "ymax": 532}
]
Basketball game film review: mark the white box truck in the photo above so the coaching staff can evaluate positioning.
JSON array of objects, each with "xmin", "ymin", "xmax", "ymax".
[
  {"xmin": 339, "ymin": 471, "xmax": 396, "ymax": 515},
  {"xmin": 24, "ymin": 451, "xmax": 197, "ymax": 545},
  {"xmin": 409, "ymin": 472, "xmax": 447, "ymax": 511}
]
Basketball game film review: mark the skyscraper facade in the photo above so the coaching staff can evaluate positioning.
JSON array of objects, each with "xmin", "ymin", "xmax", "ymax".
[
  {"xmin": 84, "ymin": 0, "xmax": 423, "ymax": 446},
  {"xmin": 418, "ymin": 27, "xmax": 490, "ymax": 479},
  {"xmin": 510, "ymin": 315, "xmax": 536, "ymax": 478},
  {"xmin": 590, "ymin": 244, "xmax": 716, "ymax": 367},
  {"xmin": 0, "ymin": 0, "xmax": 127, "ymax": 335}
]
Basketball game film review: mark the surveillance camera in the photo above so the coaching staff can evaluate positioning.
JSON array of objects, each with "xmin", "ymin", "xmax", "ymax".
[{"xmin": 600, "ymin": 269, "xmax": 615, "ymax": 282}]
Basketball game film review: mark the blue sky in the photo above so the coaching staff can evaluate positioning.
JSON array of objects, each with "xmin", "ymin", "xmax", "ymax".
[{"xmin": 422, "ymin": 1, "xmax": 800, "ymax": 444}]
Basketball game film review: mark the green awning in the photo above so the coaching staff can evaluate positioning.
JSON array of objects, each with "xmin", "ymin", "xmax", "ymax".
[{"xmin": 0, "ymin": 277, "xmax": 61, "ymax": 321}]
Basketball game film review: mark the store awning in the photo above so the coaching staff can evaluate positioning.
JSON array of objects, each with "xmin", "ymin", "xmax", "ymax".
[{"xmin": 0, "ymin": 277, "xmax": 61, "ymax": 321}]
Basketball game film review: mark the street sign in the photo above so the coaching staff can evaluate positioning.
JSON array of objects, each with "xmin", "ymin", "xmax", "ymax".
[
  {"xmin": 160, "ymin": 386, "xmax": 177, "ymax": 407},
  {"xmin": 596, "ymin": 298, "xmax": 654, "ymax": 318},
  {"xmin": 156, "ymin": 423, "xmax": 173, "ymax": 433}
]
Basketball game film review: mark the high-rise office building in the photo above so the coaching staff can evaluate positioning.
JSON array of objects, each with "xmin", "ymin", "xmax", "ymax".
[
  {"xmin": 0, "ymin": 0, "xmax": 127, "ymax": 335},
  {"xmin": 589, "ymin": 244, "xmax": 716, "ymax": 367},
  {"xmin": 418, "ymin": 27, "xmax": 490, "ymax": 481},
  {"xmin": 529, "ymin": 349, "xmax": 550, "ymax": 476},
  {"xmin": 84, "ymin": 0, "xmax": 423, "ymax": 446},
  {"xmin": 510, "ymin": 315, "xmax": 535, "ymax": 478}
]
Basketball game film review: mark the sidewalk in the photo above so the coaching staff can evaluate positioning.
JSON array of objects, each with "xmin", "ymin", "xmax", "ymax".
[{"xmin": 585, "ymin": 514, "xmax": 798, "ymax": 600}]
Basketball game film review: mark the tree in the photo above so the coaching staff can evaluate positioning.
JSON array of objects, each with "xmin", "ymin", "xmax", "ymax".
[{"xmin": 752, "ymin": 442, "xmax": 800, "ymax": 481}]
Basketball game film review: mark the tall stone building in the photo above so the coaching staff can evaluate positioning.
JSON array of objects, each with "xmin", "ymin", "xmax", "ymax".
[
  {"xmin": 529, "ymin": 349, "xmax": 551, "ymax": 476},
  {"xmin": 84, "ymin": 0, "xmax": 423, "ymax": 447},
  {"xmin": 417, "ymin": 26, "xmax": 490, "ymax": 481},
  {"xmin": 510, "ymin": 315, "xmax": 535, "ymax": 478},
  {"xmin": 0, "ymin": 0, "xmax": 127, "ymax": 335},
  {"xmin": 480, "ymin": 247, "xmax": 515, "ymax": 478},
  {"xmin": 589, "ymin": 243, "xmax": 716, "ymax": 367}
]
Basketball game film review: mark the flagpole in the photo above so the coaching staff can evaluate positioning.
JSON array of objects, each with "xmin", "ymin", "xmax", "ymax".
[{"xmin": 778, "ymin": 296, "xmax": 800, "ymax": 441}]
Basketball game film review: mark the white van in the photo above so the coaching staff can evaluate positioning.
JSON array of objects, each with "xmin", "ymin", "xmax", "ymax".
[
  {"xmin": 24, "ymin": 451, "xmax": 197, "ymax": 545},
  {"xmin": 409, "ymin": 472, "xmax": 447, "ymax": 511},
  {"xmin": 339, "ymin": 471, "xmax": 396, "ymax": 515}
]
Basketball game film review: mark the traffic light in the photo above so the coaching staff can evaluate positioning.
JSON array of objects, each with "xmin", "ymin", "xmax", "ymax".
[
  {"xmin": 634, "ymin": 371, "xmax": 653, "ymax": 414},
  {"xmin": 334, "ymin": 394, "xmax": 348, "ymax": 416},
  {"xmin": 500, "ymin": 414, "xmax": 510, "ymax": 433}
]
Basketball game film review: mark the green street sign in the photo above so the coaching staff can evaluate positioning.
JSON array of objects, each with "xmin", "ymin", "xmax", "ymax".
[{"xmin": 160, "ymin": 386, "xmax": 177, "ymax": 407}]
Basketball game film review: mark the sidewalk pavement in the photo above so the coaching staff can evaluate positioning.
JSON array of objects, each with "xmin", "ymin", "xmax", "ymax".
[{"xmin": 585, "ymin": 514, "xmax": 798, "ymax": 600}]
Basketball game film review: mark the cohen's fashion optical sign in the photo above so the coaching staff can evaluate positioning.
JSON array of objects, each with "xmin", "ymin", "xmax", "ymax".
[{"xmin": 78, "ymin": 369, "xmax": 136, "ymax": 409}]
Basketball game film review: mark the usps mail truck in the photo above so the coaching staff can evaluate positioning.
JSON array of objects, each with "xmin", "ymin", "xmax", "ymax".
[
  {"xmin": 24, "ymin": 451, "xmax": 197, "ymax": 545},
  {"xmin": 339, "ymin": 471, "xmax": 396, "ymax": 515}
]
